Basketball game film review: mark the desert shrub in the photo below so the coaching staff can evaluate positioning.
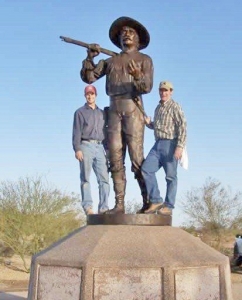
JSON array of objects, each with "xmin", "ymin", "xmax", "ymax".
[{"xmin": 0, "ymin": 175, "xmax": 85, "ymax": 271}]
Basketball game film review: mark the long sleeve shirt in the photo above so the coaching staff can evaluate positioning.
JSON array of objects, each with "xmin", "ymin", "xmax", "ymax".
[
  {"xmin": 147, "ymin": 99, "xmax": 187, "ymax": 148},
  {"xmin": 80, "ymin": 50, "xmax": 153, "ymax": 98},
  {"xmin": 72, "ymin": 103, "xmax": 105, "ymax": 152}
]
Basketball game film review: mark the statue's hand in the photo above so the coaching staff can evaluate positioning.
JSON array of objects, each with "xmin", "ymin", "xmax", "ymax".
[
  {"xmin": 87, "ymin": 43, "xmax": 101, "ymax": 59},
  {"xmin": 128, "ymin": 59, "xmax": 142, "ymax": 80}
]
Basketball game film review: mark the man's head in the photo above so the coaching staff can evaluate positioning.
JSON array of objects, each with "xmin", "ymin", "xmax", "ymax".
[
  {"xmin": 120, "ymin": 26, "xmax": 139, "ymax": 50},
  {"xmin": 109, "ymin": 16, "xmax": 150, "ymax": 50},
  {"xmin": 159, "ymin": 81, "xmax": 173, "ymax": 103},
  {"xmin": 84, "ymin": 85, "xmax": 97, "ymax": 107}
]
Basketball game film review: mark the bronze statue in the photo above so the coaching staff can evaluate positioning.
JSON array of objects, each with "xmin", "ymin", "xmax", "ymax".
[{"xmin": 80, "ymin": 17, "xmax": 154, "ymax": 214}]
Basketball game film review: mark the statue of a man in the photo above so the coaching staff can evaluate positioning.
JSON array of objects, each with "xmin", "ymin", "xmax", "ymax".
[{"xmin": 80, "ymin": 17, "xmax": 154, "ymax": 214}]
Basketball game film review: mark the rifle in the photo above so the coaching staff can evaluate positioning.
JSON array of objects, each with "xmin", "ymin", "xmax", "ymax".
[
  {"xmin": 60, "ymin": 36, "xmax": 149, "ymax": 119},
  {"xmin": 133, "ymin": 97, "xmax": 148, "ymax": 118},
  {"xmin": 60, "ymin": 36, "xmax": 118, "ymax": 57}
]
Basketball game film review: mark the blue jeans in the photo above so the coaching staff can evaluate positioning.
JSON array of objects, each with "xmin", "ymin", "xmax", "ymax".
[
  {"xmin": 141, "ymin": 139, "xmax": 178, "ymax": 209},
  {"xmin": 79, "ymin": 141, "xmax": 110, "ymax": 212}
]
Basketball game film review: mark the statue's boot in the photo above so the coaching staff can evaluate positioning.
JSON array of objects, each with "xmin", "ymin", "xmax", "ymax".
[
  {"xmin": 105, "ymin": 197, "xmax": 125, "ymax": 214},
  {"xmin": 135, "ymin": 173, "xmax": 150, "ymax": 214},
  {"xmin": 105, "ymin": 171, "xmax": 126, "ymax": 214}
]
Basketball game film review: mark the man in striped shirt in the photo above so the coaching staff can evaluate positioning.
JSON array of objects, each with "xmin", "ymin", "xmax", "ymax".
[{"xmin": 141, "ymin": 81, "xmax": 187, "ymax": 215}]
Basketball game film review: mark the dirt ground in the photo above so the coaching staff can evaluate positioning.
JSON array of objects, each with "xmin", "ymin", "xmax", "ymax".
[{"xmin": 0, "ymin": 255, "xmax": 30, "ymax": 292}]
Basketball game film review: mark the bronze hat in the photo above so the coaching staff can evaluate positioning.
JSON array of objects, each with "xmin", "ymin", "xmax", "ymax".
[{"xmin": 109, "ymin": 16, "xmax": 150, "ymax": 50}]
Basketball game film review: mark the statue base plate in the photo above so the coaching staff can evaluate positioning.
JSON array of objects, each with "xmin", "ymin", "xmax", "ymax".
[{"xmin": 87, "ymin": 213, "xmax": 171, "ymax": 226}]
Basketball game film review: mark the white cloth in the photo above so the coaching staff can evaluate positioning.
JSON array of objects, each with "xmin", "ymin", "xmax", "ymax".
[{"xmin": 179, "ymin": 146, "xmax": 188, "ymax": 170}]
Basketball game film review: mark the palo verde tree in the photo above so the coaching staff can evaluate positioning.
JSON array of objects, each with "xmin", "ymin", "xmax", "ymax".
[
  {"xmin": 0, "ymin": 175, "xmax": 85, "ymax": 272},
  {"xmin": 181, "ymin": 177, "xmax": 242, "ymax": 248},
  {"xmin": 125, "ymin": 199, "xmax": 142, "ymax": 214}
]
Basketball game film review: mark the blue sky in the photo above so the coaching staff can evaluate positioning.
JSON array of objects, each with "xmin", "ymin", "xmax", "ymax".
[{"xmin": 1, "ymin": 0, "xmax": 242, "ymax": 226}]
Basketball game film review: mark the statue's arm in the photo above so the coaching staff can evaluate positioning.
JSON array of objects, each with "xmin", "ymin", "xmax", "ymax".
[
  {"xmin": 133, "ymin": 56, "xmax": 154, "ymax": 94},
  {"xmin": 80, "ymin": 58, "xmax": 107, "ymax": 84}
]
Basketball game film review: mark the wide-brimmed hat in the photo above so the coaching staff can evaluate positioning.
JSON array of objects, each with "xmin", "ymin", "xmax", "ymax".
[{"xmin": 109, "ymin": 16, "xmax": 150, "ymax": 50}]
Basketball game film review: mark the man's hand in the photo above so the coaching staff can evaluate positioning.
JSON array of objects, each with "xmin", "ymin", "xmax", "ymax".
[
  {"xmin": 75, "ymin": 151, "xmax": 84, "ymax": 161},
  {"xmin": 174, "ymin": 147, "xmax": 183, "ymax": 160},
  {"xmin": 144, "ymin": 116, "xmax": 151, "ymax": 125},
  {"xmin": 128, "ymin": 59, "xmax": 142, "ymax": 79},
  {"xmin": 87, "ymin": 43, "xmax": 101, "ymax": 59}
]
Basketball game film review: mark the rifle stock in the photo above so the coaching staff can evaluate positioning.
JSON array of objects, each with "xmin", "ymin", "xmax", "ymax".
[{"xmin": 60, "ymin": 36, "xmax": 118, "ymax": 57}]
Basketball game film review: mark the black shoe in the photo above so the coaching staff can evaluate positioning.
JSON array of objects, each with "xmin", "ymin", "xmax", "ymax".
[{"xmin": 136, "ymin": 202, "xmax": 150, "ymax": 214}]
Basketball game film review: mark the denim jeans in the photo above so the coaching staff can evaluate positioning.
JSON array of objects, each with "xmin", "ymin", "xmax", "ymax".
[
  {"xmin": 141, "ymin": 139, "xmax": 178, "ymax": 209},
  {"xmin": 79, "ymin": 141, "xmax": 110, "ymax": 212}
]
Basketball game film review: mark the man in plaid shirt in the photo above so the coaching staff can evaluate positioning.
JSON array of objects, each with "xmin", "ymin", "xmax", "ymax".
[{"xmin": 141, "ymin": 81, "xmax": 187, "ymax": 216}]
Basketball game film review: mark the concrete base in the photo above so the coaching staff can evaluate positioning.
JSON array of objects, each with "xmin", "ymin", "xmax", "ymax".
[{"xmin": 28, "ymin": 225, "xmax": 233, "ymax": 299}]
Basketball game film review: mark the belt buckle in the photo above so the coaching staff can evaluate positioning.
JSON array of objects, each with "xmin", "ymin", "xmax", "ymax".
[{"xmin": 91, "ymin": 139, "xmax": 101, "ymax": 144}]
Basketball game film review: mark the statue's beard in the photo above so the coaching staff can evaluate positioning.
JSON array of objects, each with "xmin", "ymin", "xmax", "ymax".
[{"xmin": 121, "ymin": 39, "xmax": 139, "ymax": 50}]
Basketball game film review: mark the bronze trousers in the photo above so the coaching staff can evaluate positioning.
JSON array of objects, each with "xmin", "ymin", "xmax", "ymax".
[{"xmin": 107, "ymin": 99, "xmax": 147, "ymax": 202}]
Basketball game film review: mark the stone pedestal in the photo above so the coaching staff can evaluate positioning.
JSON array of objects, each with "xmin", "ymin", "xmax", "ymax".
[{"xmin": 28, "ymin": 215, "xmax": 233, "ymax": 299}]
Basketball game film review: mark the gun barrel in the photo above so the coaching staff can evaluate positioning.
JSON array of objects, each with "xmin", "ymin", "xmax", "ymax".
[
  {"xmin": 133, "ymin": 97, "xmax": 148, "ymax": 118},
  {"xmin": 60, "ymin": 36, "xmax": 117, "ymax": 57}
]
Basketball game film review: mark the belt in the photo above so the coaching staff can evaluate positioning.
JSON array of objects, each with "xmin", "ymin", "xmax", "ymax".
[
  {"xmin": 110, "ymin": 94, "xmax": 138, "ymax": 101},
  {"xmin": 82, "ymin": 139, "xmax": 102, "ymax": 144}
]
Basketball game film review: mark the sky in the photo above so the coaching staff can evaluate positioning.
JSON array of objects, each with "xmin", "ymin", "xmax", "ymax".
[{"xmin": 1, "ymin": 0, "xmax": 242, "ymax": 227}]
